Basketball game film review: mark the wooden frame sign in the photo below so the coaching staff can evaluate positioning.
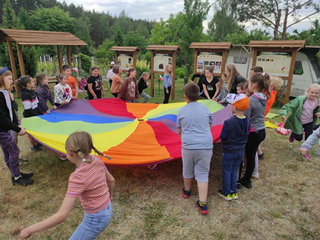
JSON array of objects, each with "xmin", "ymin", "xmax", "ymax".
[
  {"xmin": 190, "ymin": 42, "xmax": 233, "ymax": 77},
  {"xmin": 248, "ymin": 40, "xmax": 306, "ymax": 104},
  {"xmin": 146, "ymin": 45, "xmax": 182, "ymax": 100},
  {"xmin": 110, "ymin": 46, "xmax": 141, "ymax": 73}
]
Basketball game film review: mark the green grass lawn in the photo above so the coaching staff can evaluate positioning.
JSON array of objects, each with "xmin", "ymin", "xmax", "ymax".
[{"xmin": 1, "ymin": 79, "xmax": 320, "ymax": 239}]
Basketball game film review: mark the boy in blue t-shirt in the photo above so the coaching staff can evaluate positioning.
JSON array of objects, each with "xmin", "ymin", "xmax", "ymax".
[
  {"xmin": 177, "ymin": 82, "xmax": 213, "ymax": 215},
  {"xmin": 219, "ymin": 94, "xmax": 250, "ymax": 201}
]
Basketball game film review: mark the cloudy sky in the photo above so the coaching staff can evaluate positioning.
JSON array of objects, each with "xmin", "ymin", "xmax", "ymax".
[{"xmin": 58, "ymin": 0, "xmax": 319, "ymax": 33}]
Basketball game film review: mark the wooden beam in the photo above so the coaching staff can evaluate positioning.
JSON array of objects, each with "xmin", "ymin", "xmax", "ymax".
[
  {"xmin": 193, "ymin": 50, "xmax": 198, "ymax": 79},
  {"xmin": 57, "ymin": 45, "xmax": 62, "ymax": 73},
  {"xmin": 150, "ymin": 51, "xmax": 154, "ymax": 97},
  {"xmin": 16, "ymin": 43, "xmax": 25, "ymax": 76},
  {"xmin": 67, "ymin": 45, "xmax": 72, "ymax": 66},
  {"xmin": 171, "ymin": 51, "xmax": 176, "ymax": 100},
  {"xmin": 285, "ymin": 50, "xmax": 297, "ymax": 104},
  {"xmin": 133, "ymin": 51, "xmax": 136, "ymax": 69},
  {"xmin": 7, "ymin": 41, "xmax": 19, "ymax": 97}
]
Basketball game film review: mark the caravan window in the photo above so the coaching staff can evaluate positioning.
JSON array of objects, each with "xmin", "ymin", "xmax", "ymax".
[
  {"xmin": 233, "ymin": 57, "xmax": 247, "ymax": 64},
  {"xmin": 294, "ymin": 61, "xmax": 303, "ymax": 75}
]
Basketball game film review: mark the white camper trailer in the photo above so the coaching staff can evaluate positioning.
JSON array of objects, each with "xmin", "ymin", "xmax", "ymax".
[{"xmin": 226, "ymin": 46, "xmax": 320, "ymax": 97}]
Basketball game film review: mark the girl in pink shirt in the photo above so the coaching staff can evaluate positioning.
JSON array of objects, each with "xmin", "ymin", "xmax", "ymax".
[{"xmin": 20, "ymin": 131, "xmax": 115, "ymax": 240}]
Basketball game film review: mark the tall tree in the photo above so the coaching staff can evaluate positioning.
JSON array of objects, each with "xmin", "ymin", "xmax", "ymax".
[
  {"xmin": 207, "ymin": 0, "xmax": 244, "ymax": 41},
  {"xmin": 112, "ymin": 26, "xmax": 124, "ymax": 46},
  {"xmin": 232, "ymin": 0, "xmax": 320, "ymax": 40}
]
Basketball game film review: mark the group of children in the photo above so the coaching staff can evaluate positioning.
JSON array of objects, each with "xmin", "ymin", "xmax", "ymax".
[
  {"xmin": 0, "ymin": 60, "xmax": 320, "ymax": 237},
  {"xmin": 181, "ymin": 64, "xmax": 320, "ymax": 215}
]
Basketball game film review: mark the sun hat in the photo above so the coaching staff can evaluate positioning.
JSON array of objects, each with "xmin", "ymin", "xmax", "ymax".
[
  {"xmin": 111, "ymin": 61, "xmax": 115, "ymax": 65},
  {"xmin": 226, "ymin": 93, "xmax": 250, "ymax": 111}
]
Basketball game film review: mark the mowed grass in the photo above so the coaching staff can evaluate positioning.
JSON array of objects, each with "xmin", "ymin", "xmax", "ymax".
[{"xmin": 1, "ymin": 78, "xmax": 320, "ymax": 239}]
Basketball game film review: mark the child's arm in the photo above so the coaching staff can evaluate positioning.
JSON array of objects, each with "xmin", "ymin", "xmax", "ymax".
[
  {"xmin": 177, "ymin": 127, "xmax": 181, "ymax": 138},
  {"xmin": 20, "ymin": 196, "xmax": 76, "ymax": 239},
  {"xmin": 87, "ymin": 83, "xmax": 97, "ymax": 99},
  {"xmin": 48, "ymin": 90, "xmax": 57, "ymax": 109},
  {"xmin": 106, "ymin": 169, "xmax": 115, "ymax": 200},
  {"xmin": 101, "ymin": 80, "xmax": 105, "ymax": 97},
  {"xmin": 74, "ymin": 78, "xmax": 78, "ymax": 99},
  {"xmin": 279, "ymin": 97, "xmax": 299, "ymax": 122},
  {"xmin": 117, "ymin": 80, "xmax": 128, "ymax": 99},
  {"xmin": 213, "ymin": 81, "xmax": 221, "ymax": 99},
  {"xmin": 36, "ymin": 88, "xmax": 48, "ymax": 113},
  {"xmin": 192, "ymin": 73, "xmax": 201, "ymax": 83},
  {"xmin": 219, "ymin": 121, "xmax": 231, "ymax": 141},
  {"xmin": 22, "ymin": 99, "xmax": 40, "ymax": 117},
  {"xmin": 54, "ymin": 86, "xmax": 63, "ymax": 105},
  {"xmin": 300, "ymin": 127, "xmax": 320, "ymax": 157}
]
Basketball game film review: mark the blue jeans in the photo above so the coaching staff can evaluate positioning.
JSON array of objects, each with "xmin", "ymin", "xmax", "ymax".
[
  {"xmin": 222, "ymin": 152, "xmax": 244, "ymax": 194},
  {"xmin": 69, "ymin": 202, "xmax": 112, "ymax": 240}
]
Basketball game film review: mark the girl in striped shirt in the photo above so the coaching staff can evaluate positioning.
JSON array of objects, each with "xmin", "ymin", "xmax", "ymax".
[{"xmin": 20, "ymin": 131, "xmax": 115, "ymax": 240}]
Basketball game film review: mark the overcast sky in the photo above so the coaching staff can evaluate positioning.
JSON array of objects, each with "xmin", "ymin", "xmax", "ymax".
[{"xmin": 58, "ymin": 0, "xmax": 319, "ymax": 34}]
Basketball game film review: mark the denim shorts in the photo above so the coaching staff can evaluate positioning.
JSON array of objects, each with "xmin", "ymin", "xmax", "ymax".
[{"xmin": 69, "ymin": 201, "xmax": 112, "ymax": 240}]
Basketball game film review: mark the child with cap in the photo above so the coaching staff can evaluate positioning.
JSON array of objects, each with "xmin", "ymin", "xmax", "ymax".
[
  {"xmin": 107, "ymin": 61, "xmax": 115, "ymax": 88},
  {"xmin": 218, "ymin": 93, "xmax": 250, "ymax": 200}
]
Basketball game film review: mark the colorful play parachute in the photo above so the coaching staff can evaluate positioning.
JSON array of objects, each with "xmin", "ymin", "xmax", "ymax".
[{"xmin": 21, "ymin": 99, "xmax": 231, "ymax": 167}]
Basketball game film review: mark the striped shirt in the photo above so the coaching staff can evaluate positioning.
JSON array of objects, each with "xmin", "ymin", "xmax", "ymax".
[{"xmin": 66, "ymin": 155, "xmax": 110, "ymax": 214}]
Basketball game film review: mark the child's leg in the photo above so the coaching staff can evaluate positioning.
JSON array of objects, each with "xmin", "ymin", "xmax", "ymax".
[
  {"xmin": 69, "ymin": 202, "xmax": 112, "ymax": 240},
  {"xmin": 141, "ymin": 91, "xmax": 151, "ymax": 103},
  {"xmin": 194, "ymin": 149, "xmax": 212, "ymax": 202},
  {"xmin": 257, "ymin": 145, "xmax": 263, "ymax": 155},
  {"xmin": 303, "ymin": 122, "xmax": 314, "ymax": 140},
  {"xmin": 243, "ymin": 130, "xmax": 266, "ymax": 183},
  {"xmin": 231, "ymin": 152, "xmax": 244, "ymax": 193},
  {"xmin": 291, "ymin": 132, "xmax": 303, "ymax": 141},
  {"xmin": 222, "ymin": 152, "xmax": 233, "ymax": 194},
  {"xmin": 28, "ymin": 135, "xmax": 35, "ymax": 147},
  {"xmin": 182, "ymin": 148, "xmax": 195, "ymax": 191},
  {"xmin": 0, "ymin": 132, "xmax": 21, "ymax": 178},
  {"xmin": 254, "ymin": 152, "xmax": 258, "ymax": 173}
]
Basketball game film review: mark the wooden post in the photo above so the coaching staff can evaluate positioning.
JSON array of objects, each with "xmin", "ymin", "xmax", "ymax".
[
  {"xmin": 57, "ymin": 45, "xmax": 62, "ymax": 73},
  {"xmin": 150, "ymin": 51, "xmax": 154, "ymax": 97},
  {"xmin": 7, "ymin": 41, "xmax": 20, "ymax": 97},
  {"xmin": 221, "ymin": 50, "xmax": 227, "ymax": 78},
  {"xmin": 285, "ymin": 50, "xmax": 297, "ymax": 104},
  {"xmin": 133, "ymin": 51, "xmax": 136, "ymax": 69},
  {"xmin": 16, "ymin": 43, "xmax": 25, "ymax": 76},
  {"xmin": 67, "ymin": 45, "xmax": 72, "ymax": 66},
  {"xmin": 193, "ymin": 50, "xmax": 198, "ymax": 76},
  {"xmin": 171, "ymin": 51, "xmax": 176, "ymax": 100}
]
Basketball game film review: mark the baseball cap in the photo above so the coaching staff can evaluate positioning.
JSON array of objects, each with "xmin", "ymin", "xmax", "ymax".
[
  {"xmin": 226, "ymin": 93, "xmax": 250, "ymax": 111},
  {"xmin": 111, "ymin": 61, "xmax": 115, "ymax": 65}
]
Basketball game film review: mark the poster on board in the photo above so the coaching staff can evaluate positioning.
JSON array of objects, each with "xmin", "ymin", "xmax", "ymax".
[
  {"xmin": 196, "ymin": 52, "xmax": 223, "ymax": 73},
  {"xmin": 153, "ymin": 53, "xmax": 173, "ymax": 72},
  {"xmin": 256, "ymin": 51, "xmax": 292, "ymax": 76},
  {"xmin": 117, "ymin": 53, "xmax": 133, "ymax": 70}
]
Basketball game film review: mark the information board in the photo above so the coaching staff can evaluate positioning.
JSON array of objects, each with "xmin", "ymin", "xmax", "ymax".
[
  {"xmin": 153, "ymin": 53, "xmax": 173, "ymax": 72},
  {"xmin": 256, "ymin": 51, "xmax": 292, "ymax": 76},
  {"xmin": 196, "ymin": 52, "xmax": 223, "ymax": 73},
  {"xmin": 117, "ymin": 53, "xmax": 133, "ymax": 70}
]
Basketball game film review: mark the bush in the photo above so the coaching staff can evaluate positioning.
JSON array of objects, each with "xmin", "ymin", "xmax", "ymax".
[
  {"xmin": 136, "ymin": 59, "xmax": 150, "ymax": 78},
  {"xmin": 79, "ymin": 53, "xmax": 91, "ymax": 75},
  {"xmin": 178, "ymin": 71, "xmax": 184, "ymax": 79}
]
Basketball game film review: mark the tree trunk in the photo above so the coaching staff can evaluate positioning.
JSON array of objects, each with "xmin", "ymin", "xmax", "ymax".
[
  {"xmin": 274, "ymin": 9, "xmax": 281, "ymax": 40},
  {"xmin": 282, "ymin": 7, "xmax": 289, "ymax": 40},
  {"xmin": 185, "ymin": 64, "xmax": 190, "ymax": 85}
]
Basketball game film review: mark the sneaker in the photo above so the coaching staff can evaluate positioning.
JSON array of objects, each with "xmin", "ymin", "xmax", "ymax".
[
  {"xmin": 182, "ymin": 188, "xmax": 191, "ymax": 199},
  {"xmin": 300, "ymin": 153, "xmax": 310, "ymax": 160},
  {"xmin": 31, "ymin": 145, "xmax": 42, "ymax": 152},
  {"xmin": 11, "ymin": 172, "xmax": 34, "ymax": 184},
  {"xmin": 289, "ymin": 133, "xmax": 294, "ymax": 143},
  {"xmin": 231, "ymin": 193, "xmax": 238, "ymax": 200},
  {"xmin": 12, "ymin": 176, "xmax": 34, "ymax": 186},
  {"xmin": 239, "ymin": 178, "xmax": 252, "ymax": 189},
  {"xmin": 251, "ymin": 172, "xmax": 260, "ymax": 179},
  {"xmin": 218, "ymin": 189, "xmax": 232, "ymax": 201},
  {"xmin": 19, "ymin": 158, "xmax": 29, "ymax": 166},
  {"xmin": 196, "ymin": 200, "xmax": 208, "ymax": 215},
  {"xmin": 237, "ymin": 182, "xmax": 242, "ymax": 189},
  {"xmin": 258, "ymin": 153, "xmax": 264, "ymax": 160}
]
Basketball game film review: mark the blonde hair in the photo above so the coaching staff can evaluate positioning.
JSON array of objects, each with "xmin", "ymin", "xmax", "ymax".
[
  {"xmin": 65, "ymin": 131, "xmax": 104, "ymax": 163},
  {"xmin": 306, "ymin": 83, "xmax": 320, "ymax": 104},
  {"xmin": 0, "ymin": 67, "xmax": 12, "ymax": 89},
  {"xmin": 165, "ymin": 64, "xmax": 172, "ymax": 77},
  {"xmin": 270, "ymin": 76, "xmax": 284, "ymax": 91},
  {"xmin": 139, "ymin": 72, "xmax": 149, "ymax": 80}
]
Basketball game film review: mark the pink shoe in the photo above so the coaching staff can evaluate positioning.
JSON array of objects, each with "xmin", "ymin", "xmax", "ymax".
[
  {"xmin": 305, "ymin": 154, "xmax": 310, "ymax": 160},
  {"xmin": 289, "ymin": 133, "xmax": 294, "ymax": 143}
]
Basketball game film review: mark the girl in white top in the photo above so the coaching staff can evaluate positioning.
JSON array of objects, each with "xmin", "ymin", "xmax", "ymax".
[{"xmin": 54, "ymin": 73, "xmax": 72, "ymax": 106}]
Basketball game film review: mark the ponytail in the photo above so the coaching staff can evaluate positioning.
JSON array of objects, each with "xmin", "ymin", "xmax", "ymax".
[
  {"xmin": 126, "ymin": 68, "xmax": 136, "ymax": 78},
  {"xmin": 138, "ymin": 72, "xmax": 150, "ymax": 80},
  {"xmin": 250, "ymin": 72, "xmax": 271, "ymax": 99}
]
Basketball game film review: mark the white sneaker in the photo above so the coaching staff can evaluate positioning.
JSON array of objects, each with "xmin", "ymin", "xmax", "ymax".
[{"xmin": 251, "ymin": 172, "xmax": 260, "ymax": 179}]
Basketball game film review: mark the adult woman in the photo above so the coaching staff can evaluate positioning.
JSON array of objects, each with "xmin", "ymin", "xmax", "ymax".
[{"xmin": 202, "ymin": 66, "xmax": 221, "ymax": 100}]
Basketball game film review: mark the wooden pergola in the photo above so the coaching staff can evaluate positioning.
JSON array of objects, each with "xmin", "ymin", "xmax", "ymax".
[
  {"xmin": 248, "ymin": 40, "xmax": 306, "ymax": 104},
  {"xmin": 0, "ymin": 28, "xmax": 87, "ymax": 97}
]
